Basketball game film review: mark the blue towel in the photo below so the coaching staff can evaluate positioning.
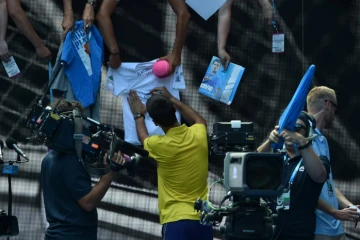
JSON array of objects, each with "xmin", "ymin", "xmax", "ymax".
[{"xmin": 272, "ymin": 65, "xmax": 316, "ymax": 150}]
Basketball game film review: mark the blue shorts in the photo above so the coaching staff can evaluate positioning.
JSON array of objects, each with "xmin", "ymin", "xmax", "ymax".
[{"xmin": 161, "ymin": 220, "xmax": 213, "ymax": 240}]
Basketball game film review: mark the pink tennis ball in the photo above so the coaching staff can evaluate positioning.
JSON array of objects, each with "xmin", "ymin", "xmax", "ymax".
[{"xmin": 153, "ymin": 60, "xmax": 170, "ymax": 78}]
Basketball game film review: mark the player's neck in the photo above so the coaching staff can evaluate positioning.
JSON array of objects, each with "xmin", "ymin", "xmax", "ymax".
[{"xmin": 161, "ymin": 122, "xmax": 181, "ymax": 134}]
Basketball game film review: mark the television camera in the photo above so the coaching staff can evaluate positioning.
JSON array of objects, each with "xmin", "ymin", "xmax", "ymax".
[
  {"xmin": 25, "ymin": 96, "xmax": 149, "ymax": 176},
  {"xmin": 195, "ymin": 121, "xmax": 286, "ymax": 240}
]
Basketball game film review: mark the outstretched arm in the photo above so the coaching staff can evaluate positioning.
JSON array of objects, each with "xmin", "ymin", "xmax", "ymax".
[
  {"xmin": 217, "ymin": 0, "xmax": 233, "ymax": 70},
  {"xmin": 0, "ymin": 0, "xmax": 9, "ymax": 62},
  {"xmin": 7, "ymin": 0, "xmax": 51, "ymax": 59},
  {"xmin": 82, "ymin": 0, "xmax": 96, "ymax": 32},
  {"xmin": 159, "ymin": 0, "xmax": 190, "ymax": 74},
  {"xmin": 257, "ymin": 0, "xmax": 274, "ymax": 24},
  {"xmin": 62, "ymin": 0, "xmax": 74, "ymax": 40},
  {"xmin": 97, "ymin": 0, "xmax": 121, "ymax": 69}
]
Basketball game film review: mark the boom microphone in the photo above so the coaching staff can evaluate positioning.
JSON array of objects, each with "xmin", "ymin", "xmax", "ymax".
[{"xmin": 5, "ymin": 138, "xmax": 29, "ymax": 161}]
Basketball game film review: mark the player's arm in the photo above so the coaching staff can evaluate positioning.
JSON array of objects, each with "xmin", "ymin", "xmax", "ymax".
[
  {"xmin": 151, "ymin": 86, "xmax": 207, "ymax": 127},
  {"xmin": 128, "ymin": 91, "xmax": 149, "ymax": 145},
  {"xmin": 134, "ymin": 118, "xmax": 149, "ymax": 146}
]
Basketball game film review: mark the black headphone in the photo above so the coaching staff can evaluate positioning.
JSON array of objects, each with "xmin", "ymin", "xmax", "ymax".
[{"xmin": 298, "ymin": 111, "xmax": 316, "ymax": 138}]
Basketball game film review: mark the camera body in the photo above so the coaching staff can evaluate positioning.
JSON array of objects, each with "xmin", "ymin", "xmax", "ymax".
[
  {"xmin": 199, "ymin": 121, "xmax": 286, "ymax": 240},
  {"xmin": 26, "ymin": 102, "xmax": 148, "ymax": 175},
  {"xmin": 27, "ymin": 105, "xmax": 109, "ymax": 164}
]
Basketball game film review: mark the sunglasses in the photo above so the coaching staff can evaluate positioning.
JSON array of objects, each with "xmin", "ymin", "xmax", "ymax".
[
  {"xmin": 324, "ymin": 100, "xmax": 338, "ymax": 113},
  {"xmin": 294, "ymin": 124, "xmax": 307, "ymax": 132}
]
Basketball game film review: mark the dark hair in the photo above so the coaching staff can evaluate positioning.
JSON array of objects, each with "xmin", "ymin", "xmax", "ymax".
[
  {"xmin": 50, "ymin": 99, "xmax": 85, "ymax": 114},
  {"xmin": 212, "ymin": 59, "xmax": 221, "ymax": 65},
  {"xmin": 298, "ymin": 111, "xmax": 316, "ymax": 138},
  {"xmin": 146, "ymin": 94, "xmax": 177, "ymax": 127}
]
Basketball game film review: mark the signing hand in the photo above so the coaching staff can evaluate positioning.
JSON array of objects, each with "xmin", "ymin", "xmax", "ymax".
[
  {"xmin": 150, "ymin": 86, "xmax": 174, "ymax": 100},
  {"xmin": 159, "ymin": 52, "xmax": 181, "ymax": 75},
  {"xmin": 128, "ymin": 90, "xmax": 147, "ymax": 115}
]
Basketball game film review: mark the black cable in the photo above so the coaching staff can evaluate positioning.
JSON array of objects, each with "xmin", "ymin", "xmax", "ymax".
[
  {"xmin": 219, "ymin": 194, "xmax": 231, "ymax": 209},
  {"xmin": 38, "ymin": 62, "xmax": 64, "ymax": 105}
]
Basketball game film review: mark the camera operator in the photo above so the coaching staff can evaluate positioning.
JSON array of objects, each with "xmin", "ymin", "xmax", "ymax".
[
  {"xmin": 257, "ymin": 112, "xmax": 330, "ymax": 240},
  {"xmin": 41, "ymin": 100, "xmax": 126, "ymax": 240},
  {"xmin": 127, "ymin": 86, "xmax": 213, "ymax": 240}
]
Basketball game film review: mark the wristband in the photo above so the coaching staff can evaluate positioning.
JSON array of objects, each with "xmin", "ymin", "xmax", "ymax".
[{"xmin": 298, "ymin": 141, "xmax": 310, "ymax": 150}]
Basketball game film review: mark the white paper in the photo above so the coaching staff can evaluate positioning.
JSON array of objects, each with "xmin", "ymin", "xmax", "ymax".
[
  {"xmin": 272, "ymin": 33, "xmax": 285, "ymax": 53},
  {"xmin": 2, "ymin": 56, "xmax": 21, "ymax": 78},
  {"xmin": 186, "ymin": 0, "xmax": 227, "ymax": 20}
]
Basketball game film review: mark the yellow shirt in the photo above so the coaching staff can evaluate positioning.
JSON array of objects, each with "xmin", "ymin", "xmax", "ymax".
[{"xmin": 144, "ymin": 124, "xmax": 209, "ymax": 224}]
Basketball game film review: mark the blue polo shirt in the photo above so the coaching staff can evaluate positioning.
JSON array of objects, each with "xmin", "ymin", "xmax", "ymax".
[
  {"xmin": 312, "ymin": 128, "xmax": 344, "ymax": 236},
  {"xmin": 41, "ymin": 150, "xmax": 97, "ymax": 240},
  {"xmin": 62, "ymin": 21, "xmax": 103, "ymax": 108}
]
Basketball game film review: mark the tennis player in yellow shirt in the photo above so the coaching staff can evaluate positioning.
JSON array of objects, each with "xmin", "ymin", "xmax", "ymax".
[{"xmin": 128, "ymin": 86, "xmax": 212, "ymax": 240}]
